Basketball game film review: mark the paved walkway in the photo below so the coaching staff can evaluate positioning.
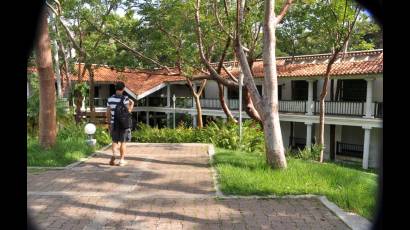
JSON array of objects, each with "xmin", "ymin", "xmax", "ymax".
[{"xmin": 28, "ymin": 143, "xmax": 349, "ymax": 229}]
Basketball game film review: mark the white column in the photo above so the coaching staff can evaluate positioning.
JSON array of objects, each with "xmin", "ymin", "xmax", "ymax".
[
  {"xmin": 306, "ymin": 80, "xmax": 314, "ymax": 115},
  {"xmin": 166, "ymin": 84, "xmax": 171, "ymax": 127},
  {"xmin": 192, "ymin": 114, "xmax": 197, "ymax": 128},
  {"xmin": 166, "ymin": 84, "xmax": 171, "ymax": 107},
  {"xmin": 224, "ymin": 86, "xmax": 228, "ymax": 102},
  {"xmin": 362, "ymin": 126, "xmax": 371, "ymax": 169},
  {"xmin": 364, "ymin": 79, "xmax": 374, "ymax": 118},
  {"xmin": 305, "ymin": 122, "xmax": 312, "ymax": 148}
]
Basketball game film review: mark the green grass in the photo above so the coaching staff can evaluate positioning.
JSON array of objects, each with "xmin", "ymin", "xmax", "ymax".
[
  {"xmin": 27, "ymin": 136, "xmax": 99, "ymax": 167},
  {"xmin": 213, "ymin": 148, "xmax": 378, "ymax": 220}
]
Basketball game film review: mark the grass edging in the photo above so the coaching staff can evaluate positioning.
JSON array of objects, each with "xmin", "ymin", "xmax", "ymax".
[
  {"xmin": 27, "ymin": 143, "xmax": 112, "ymax": 170},
  {"xmin": 206, "ymin": 144, "xmax": 372, "ymax": 230}
]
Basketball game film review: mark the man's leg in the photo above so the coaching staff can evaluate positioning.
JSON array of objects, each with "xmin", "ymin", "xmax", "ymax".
[{"xmin": 119, "ymin": 142, "xmax": 126, "ymax": 161}]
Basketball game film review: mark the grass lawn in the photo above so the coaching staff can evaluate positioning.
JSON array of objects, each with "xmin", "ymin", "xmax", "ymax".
[
  {"xmin": 27, "ymin": 137, "xmax": 100, "ymax": 167},
  {"xmin": 213, "ymin": 148, "xmax": 378, "ymax": 220}
]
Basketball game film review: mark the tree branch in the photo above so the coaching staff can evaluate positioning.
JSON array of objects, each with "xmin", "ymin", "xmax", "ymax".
[
  {"xmin": 275, "ymin": 0, "xmax": 293, "ymax": 25},
  {"xmin": 85, "ymin": 18, "xmax": 176, "ymax": 74}
]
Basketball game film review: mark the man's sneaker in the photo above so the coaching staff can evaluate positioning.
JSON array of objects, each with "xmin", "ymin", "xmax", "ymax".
[
  {"xmin": 109, "ymin": 156, "xmax": 116, "ymax": 166},
  {"xmin": 118, "ymin": 159, "xmax": 127, "ymax": 166}
]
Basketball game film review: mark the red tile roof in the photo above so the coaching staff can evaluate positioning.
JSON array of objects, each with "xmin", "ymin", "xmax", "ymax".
[
  {"xmin": 27, "ymin": 49, "xmax": 383, "ymax": 97},
  {"xmin": 213, "ymin": 49, "xmax": 383, "ymax": 78},
  {"xmin": 72, "ymin": 64, "xmax": 186, "ymax": 96}
]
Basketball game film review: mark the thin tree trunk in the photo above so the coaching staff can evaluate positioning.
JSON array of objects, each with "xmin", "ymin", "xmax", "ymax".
[
  {"xmin": 186, "ymin": 79, "xmax": 207, "ymax": 128},
  {"xmin": 318, "ymin": 55, "xmax": 338, "ymax": 162},
  {"xmin": 50, "ymin": 13, "xmax": 62, "ymax": 98},
  {"xmin": 35, "ymin": 7, "xmax": 57, "ymax": 148},
  {"xmin": 193, "ymin": 95, "xmax": 203, "ymax": 128},
  {"xmin": 218, "ymin": 83, "xmax": 237, "ymax": 123},
  {"xmin": 243, "ymin": 86, "xmax": 263, "ymax": 126}
]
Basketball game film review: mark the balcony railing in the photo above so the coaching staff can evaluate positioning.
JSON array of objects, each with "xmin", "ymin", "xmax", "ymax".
[
  {"xmin": 336, "ymin": 142, "xmax": 363, "ymax": 158},
  {"xmin": 374, "ymin": 102, "xmax": 383, "ymax": 118},
  {"xmin": 313, "ymin": 101, "xmax": 365, "ymax": 117},
  {"xmin": 280, "ymin": 100, "xmax": 306, "ymax": 113},
  {"xmin": 133, "ymin": 97, "xmax": 383, "ymax": 118},
  {"xmin": 93, "ymin": 98, "xmax": 108, "ymax": 107}
]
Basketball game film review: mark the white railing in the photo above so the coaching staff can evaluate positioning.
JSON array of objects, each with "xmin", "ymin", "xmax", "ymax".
[{"xmin": 313, "ymin": 101, "xmax": 366, "ymax": 116}]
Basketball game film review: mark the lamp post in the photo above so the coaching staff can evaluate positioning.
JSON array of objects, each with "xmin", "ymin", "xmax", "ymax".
[
  {"xmin": 84, "ymin": 123, "xmax": 97, "ymax": 146},
  {"xmin": 172, "ymin": 94, "xmax": 176, "ymax": 129}
]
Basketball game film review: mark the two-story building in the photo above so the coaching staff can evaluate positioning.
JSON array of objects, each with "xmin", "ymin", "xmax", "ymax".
[{"xmin": 29, "ymin": 49, "xmax": 383, "ymax": 169}]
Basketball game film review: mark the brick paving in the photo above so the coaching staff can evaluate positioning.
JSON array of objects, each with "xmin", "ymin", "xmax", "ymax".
[{"xmin": 28, "ymin": 143, "xmax": 349, "ymax": 229}]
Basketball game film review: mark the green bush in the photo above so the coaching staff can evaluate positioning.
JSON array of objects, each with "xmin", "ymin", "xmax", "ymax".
[
  {"xmin": 132, "ymin": 120, "xmax": 265, "ymax": 152},
  {"xmin": 95, "ymin": 126, "xmax": 111, "ymax": 146},
  {"xmin": 292, "ymin": 144, "xmax": 323, "ymax": 161},
  {"xmin": 27, "ymin": 122, "xmax": 111, "ymax": 167}
]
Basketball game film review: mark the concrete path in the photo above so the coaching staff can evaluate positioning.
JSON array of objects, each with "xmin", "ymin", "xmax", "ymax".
[{"xmin": 27, "ymin": 143, "xmax": 349, "ymax": 229}]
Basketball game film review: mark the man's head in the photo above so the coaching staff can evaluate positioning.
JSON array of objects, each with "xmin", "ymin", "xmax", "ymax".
[{"xmin": 115, "ymin": 81, "xmax": 125, "ymax": 94}]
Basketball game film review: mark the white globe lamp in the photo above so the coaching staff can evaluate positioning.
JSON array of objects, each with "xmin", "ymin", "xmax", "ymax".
[{"xmin": 84, "ymin": 123, "xmax": 97, "ymax": 146}]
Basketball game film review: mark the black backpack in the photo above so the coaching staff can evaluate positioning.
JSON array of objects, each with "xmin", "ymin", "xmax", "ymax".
[{"xmin": 113, "ymin": 96, "xmax": 132, "ymax": 130}]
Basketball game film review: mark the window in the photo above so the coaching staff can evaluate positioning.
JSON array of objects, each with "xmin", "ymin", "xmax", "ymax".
[
  {"xmin": 278, "ymin": 85, "xmax": 282, "ymax": 100},
  {"xmin": 228, "ymin": 87, "xmax": 239, "ymax": 99},
  {"xmin": 291, "ymin": 80, "xmax": 308, "ymax": 100},
  {"xmin": 256, "ymin": 85, "xmax": 262, "ymax": 95},
  {"xmin": 340, "ymin": 80, "xmax": 366, "ymax": 102},
  {"xmin": 109, "ymin": 84, "xmax": 115, "ymax": 96},
  {"xmin": 94, "ymin": 86, "xmax": 100, "ymax": 97}
]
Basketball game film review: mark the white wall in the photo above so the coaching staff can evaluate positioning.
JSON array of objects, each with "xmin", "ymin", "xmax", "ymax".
[
  {"xmin": 316, "ymin": 79, "xmax": 332, "ymax": 101},
  {"xmin": 373, "ymin": 78, "xmax": 383, "ymax": 102},
  {"xmin": 278, "ymin": 79, "xmax": 292, "ymax": 100},
  {"xmin": 204, "ymin": 80, "xmax": 219, "ymax": 99},
  {"xmin": 369, "ymin": 127, "xmax": 382, "ymax": 168},
  {"xmin": 341, "ymin": 126, "xmax": 364, "ymax": 145},
  {"xmin": 171, "ymin": 84, "xmax": 191, "ymax": 97},
  {"xmin": 294, "ymin": 122, "xmax": 307, "ymax": 138},
  {"xmin": 280, "ymin": 121, "xmax": 290, "ymax": 148}
]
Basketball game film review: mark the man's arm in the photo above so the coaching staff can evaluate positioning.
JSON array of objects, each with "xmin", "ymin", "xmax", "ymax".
[
  {"xmin": 128, "ymin": 99, "xmax": 135, "ymax": 112},
  {"xmin": 106, "ymin": 106, "xmax": 111, "ymax": 129}
]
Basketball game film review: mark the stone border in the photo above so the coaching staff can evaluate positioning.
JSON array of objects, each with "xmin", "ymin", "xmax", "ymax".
[
  {"xmin": 204, "ymin": 144, "xmax": 372, "ymax": 230},
  {"xmin": 27, "ymin": 143, "xmax": 112, "ymax": 171}
]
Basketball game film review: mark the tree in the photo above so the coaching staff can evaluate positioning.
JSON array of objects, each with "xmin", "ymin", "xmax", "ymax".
[
  {"xmin": 48, "ymin": 0, "xmax": 121, "ymax": 123},
  {"xmin": 309, "ymin": 0, "xmax": 361, "ymax": 162},
  {"xmin": 235, "ymin": 0, "xmax": 292, "ymax": 168},
  {"xmin": 35, "ymin": 6, "xmax": 57, "ymax": 148},
  {"xmin": 194, "ymin": 0, "xmax": 292, "ymax": 169}
]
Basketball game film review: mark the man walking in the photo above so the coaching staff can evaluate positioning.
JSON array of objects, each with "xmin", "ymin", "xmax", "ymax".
[{"xmin": 106, "ymin": 82, "xmax": 134, "ymax": 166}]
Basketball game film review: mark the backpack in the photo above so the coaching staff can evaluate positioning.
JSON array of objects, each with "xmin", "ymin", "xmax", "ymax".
[{"xmin": 113, "ymin": 96, "xmax": 132, "ymax": 130}]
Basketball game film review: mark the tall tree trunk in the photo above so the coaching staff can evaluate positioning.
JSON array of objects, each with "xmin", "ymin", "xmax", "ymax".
[
  {"xmin": 234, "ymin": 0, "xmax": 291, "ymax": 169},
  {"xmin": 35, "ymin": 7, "xmax": 57, "ymax": 148},
  {"xmin": 260, "ymin": 0, "xmax": 286, "ymax": 168},
  {"xmin": 218, "ymin": 83, "xmax": 237, "ymax": 123}
]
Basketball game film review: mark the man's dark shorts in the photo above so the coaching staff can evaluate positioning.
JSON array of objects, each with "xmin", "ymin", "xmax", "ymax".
[{"xmin": 110, "ymin": 126, "xmax": 131, "ymax": 143}]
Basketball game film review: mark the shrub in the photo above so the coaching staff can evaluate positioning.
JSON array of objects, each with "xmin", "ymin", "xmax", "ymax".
[
  {"xmin": 292, "ymin": 144, "xmax": 323, "ymax": 161},
  {"xmin": 132, "ymin": 120, "xmax": 265, "ymax": 152}
]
